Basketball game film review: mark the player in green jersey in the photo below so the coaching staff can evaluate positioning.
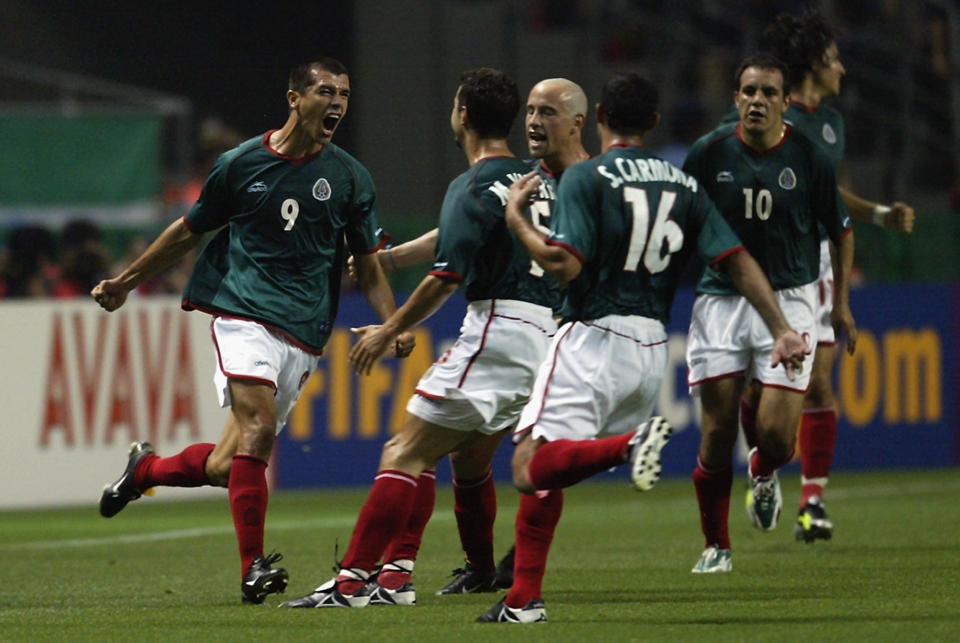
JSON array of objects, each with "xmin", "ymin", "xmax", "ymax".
[
  {"xmin": 683, "ymin": 53, "xmax": 855, "ymax": 573},
  {"xmin": 474, "ymin": 72, "xmax": 808, "ymax": 623},
  {"xmin": 735, "ymin": 9, "xmax": 916, "ymax": 543},
  {"xmin": 281, "ymin": 67, "xmax": 560, "ymax": 610},
  {"xmin": 91, "ymin": 58, "xmax": 412, "ymax": 604},
  {"xmin": 346, "ymin": 78, "xmax": 591, "ymax": 596}
]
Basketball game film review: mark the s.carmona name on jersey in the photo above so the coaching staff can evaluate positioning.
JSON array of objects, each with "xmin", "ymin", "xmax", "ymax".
[{"xmin": 598, "ymin": 157, "xmax": 698, "ymax": 192}]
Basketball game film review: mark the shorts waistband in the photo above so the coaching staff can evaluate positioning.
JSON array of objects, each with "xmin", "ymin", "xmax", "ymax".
[
  {"xmin": 468, "ymin": 298, "xmax": 555, "ymax": 319},
  {"xmin": 582, "ymin": 313, "xmax": 665, "ymax": 335}
]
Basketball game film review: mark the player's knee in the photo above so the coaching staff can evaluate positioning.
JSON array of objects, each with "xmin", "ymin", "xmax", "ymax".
[{"xmin": 205, "ymin": 455, "xmax": 231, "ymax": 487}]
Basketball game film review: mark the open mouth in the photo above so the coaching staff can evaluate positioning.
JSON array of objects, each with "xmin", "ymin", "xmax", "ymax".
[
  {"xmin": 528, "ymin": 130, "xmax": 547, "ymax": 143},
  {"xmin": 322, "ymin": 113, "xmax": 341, "ymax": 133},
  {"xmin": 746, "ymin": 109, "xmax": 765, "ymax": 121}
]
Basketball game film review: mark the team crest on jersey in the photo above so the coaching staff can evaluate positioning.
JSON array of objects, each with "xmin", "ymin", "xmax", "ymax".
[
  {"xmin": 716, "ymin": 171, "xmax": 734, "ymax": 183},
  {"xmin": 778, "ymin": 167, "xmax": 797, "ymax": 190},
  {"xmin": 822, "ymin": 123, "xmax": 837, "ymax": 144},
  {"xmin": 312, "ymin": 178, "xmax": 332, "ymax": 201}
]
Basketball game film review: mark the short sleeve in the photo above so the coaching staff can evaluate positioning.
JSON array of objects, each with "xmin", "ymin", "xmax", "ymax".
[
  {"xmin": 431, "ymin": 188, "xmax": 494, "ymax": 282},
  {"xmin": 184, "ymin": 153, "xmax": 234, "ymax": 233},
  {"xmin": 547, "ymin": 162, "xmax": 597, "ymax": 265},
  {"xmin": 344, "ymin": 165, "xmax": 387, "ymax": 254}
]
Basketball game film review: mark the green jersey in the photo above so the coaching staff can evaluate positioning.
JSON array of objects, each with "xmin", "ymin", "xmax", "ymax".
[
  {"xmin": 720, "ymin": 103, "xmax": 847, "ymax": 240},
  {"xmin": 182, "ymin": 132, "xmax": 386, "ymax": 353},
  {"xmin": 430, "ymin": 156, "xmax": 559, "ymax": 310},
  {"xmin": 684, "ymin": 123, "xmax": 852, "ymax": 296},
  {"xmin": 548, "ymin": 144, "xmax": 743, "ymax": 324}
]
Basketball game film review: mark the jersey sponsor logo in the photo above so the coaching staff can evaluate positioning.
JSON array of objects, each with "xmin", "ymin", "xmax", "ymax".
[
  {"xmin": 822, "ymin": 123, "xmax": 837, "ymax": 144},
  {"xmin": 247, "ymin": 181, "xmax": 268, "ymax": 193},
  {"xmin": 716, "ymin": 171, "xmax": 734, "ymax": 183},
  {"xmin": 312, "ymin": 178, "xmax": 332, "ymax": 201},
  {"xmin": 778, "ymin": 167, "xmax": 797, "ymax": 190}
]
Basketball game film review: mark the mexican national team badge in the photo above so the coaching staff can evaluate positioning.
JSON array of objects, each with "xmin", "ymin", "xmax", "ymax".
[
  {"xmin": 821, "ymin": 123, "xmax": 837, "ymax": 145},
  {"xmin": 778, "ymin": 167, "xmax": 797, "ymax": 190},
  {"xmin": 312, "ymin": 178, "xmax": 332, "ymax": 201}
]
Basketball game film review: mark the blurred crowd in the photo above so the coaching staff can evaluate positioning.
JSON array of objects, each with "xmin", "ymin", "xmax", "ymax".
[
  {"xmin": 0, "ymin": 117, "xmax": 244, "ymax": 300},
  {"xmin": 0, "ymin": 219, "xmax": 195, "ymax": 299}
]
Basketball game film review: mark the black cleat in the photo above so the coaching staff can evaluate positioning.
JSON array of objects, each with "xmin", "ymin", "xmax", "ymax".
[
  {"xmin": 242, "ymin": 552, "xmax": 289, "ymax": 604},
  {"xmin": 494, "ymin": 546, "xmax": 515, "ymax": 589},
  {"xmin": 435, "ymin": 562, "xmax": 499, "ymax": 595},
  {"xmin": 476, "ymin": 598, "xmax": 547, "ymax": 623},
  {"xmin": 795, "ymin": 496, "xmax": 834, "ymax": 543},
  {"xmin": 99, "ymin": 441, "xmax": 155, "ymax": 518}
]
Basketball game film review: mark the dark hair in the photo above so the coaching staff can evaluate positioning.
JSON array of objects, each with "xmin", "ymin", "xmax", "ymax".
[
  {"xmin": 288, "ymin": 57, "xmax": 349, "ymax": 93},
  {"xmin": 599, "ymin": 73, "xmax": 659, "ymax": 135},
  {"xmin": 734, "ymin": 52, "xmax": 792, "ymax": 95},
  {"xmin": 759, "ymin": 9, "xmax": 836, "ymax": 87},
  {"xmin": 457, "ymin": 68, "xmax": 520, "ymax": 139}
]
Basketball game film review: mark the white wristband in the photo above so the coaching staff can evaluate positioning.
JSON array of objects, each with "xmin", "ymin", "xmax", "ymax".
[{"xmin": 872, "ymin": 204, "xmax": 891, "ymax": 227}]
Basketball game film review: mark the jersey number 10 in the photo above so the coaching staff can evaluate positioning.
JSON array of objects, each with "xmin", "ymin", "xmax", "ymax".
[{"xmin": 623, "ymin": 187, "xmax": 683, "ymax": 274}]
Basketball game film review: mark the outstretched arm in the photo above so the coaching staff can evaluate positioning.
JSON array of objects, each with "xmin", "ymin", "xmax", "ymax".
[
  {"xmin": 348, "ymin": 274, "xmax": 458, "ymax": 375},
  {"xmin": 90, "ymin": 217, "xmax": 202, "ymax": 311},
  {"xmin": 353, "ymin": 252, "xmax": 416, "ymax": 358},
  {"xmin": 839, "ymin": 186, "xmax": 914, "ymax": 234},
  {"xmin": 349, "ymin": 228, "xmax": 439, "ymax": 280},
  {"xmin": 505, "ymin": 171, "xmax": 582, "ymax": 285},
  {"xmin": 721, "ymin": 250, "xmax": 811, "ymax": 379}
]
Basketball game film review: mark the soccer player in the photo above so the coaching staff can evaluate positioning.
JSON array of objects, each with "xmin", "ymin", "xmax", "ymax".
[
  {"xmin": 91, "ymin": 58, "xmax": 413, "ymax": 604},
  {"xmin": 476, "ymin": 72, "xmax": 809, "ymax": 623},
  {"xmin": 683, "ymin": 53, "xmax": 855, "ymax": 573},
  {"xmin": 740, "ymin": 9, "xmax": 916, "ymax": 542},
  {"xmin": 279, "ymin": 67, "xmax": 558, "ymax": 609},
  {"xmin": 355, "ymin": 78, "xmax": 591, "ymax": 596}
]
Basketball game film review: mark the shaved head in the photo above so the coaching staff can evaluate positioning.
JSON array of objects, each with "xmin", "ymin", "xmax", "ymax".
[{"xmin": 530, "ymin": 78, "xmax": 588, "ymax": 119}]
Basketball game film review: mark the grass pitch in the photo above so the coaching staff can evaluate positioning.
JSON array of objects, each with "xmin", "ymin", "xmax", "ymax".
[{"xmin": 1, "ymin": 468, "xmax": 958, "ymax": 641}]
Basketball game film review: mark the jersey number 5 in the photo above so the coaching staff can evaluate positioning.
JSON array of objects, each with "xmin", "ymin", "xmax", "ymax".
[
  {"xmin": 623, "ymin": 187, "xmax": 683, "ymax": 274},
  {"xmin": 527, "ymin": 200, "xmax": 552, "ymax": 277}
]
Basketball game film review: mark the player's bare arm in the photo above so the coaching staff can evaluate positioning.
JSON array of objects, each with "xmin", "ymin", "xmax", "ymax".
[
  {"xmin": 722, "ymin": 249, "xmax": 811, "ymax": 379},
  {"xmin": 353, "ymin": 251, "xmax": 416, "ymax": 358},
  {"xmin": 838, "ymin": 186, "xmax": 915, "ymax": 234},
  {"xmin": 349, "ymin": 274, "xmax": 458, "ymax": 375},
  {"xmin": 90, "ymin": 217, "xmax": 202, "ymax": 312},
  {"xmin": 347, "ymin": 227, "xmax": 439, "ymax": 279},
  {"xmin": 829, "ymin": 230, "xmax": 858, "ymax": 354},
  {"xmin": 505, "ymin": 170, "xmax": 581, "ymax": 285}
]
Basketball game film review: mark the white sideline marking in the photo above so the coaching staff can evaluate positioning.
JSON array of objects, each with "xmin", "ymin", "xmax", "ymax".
[{"xmin": 1, "ymin": 511, "xmax": 453, "ymax": 551}]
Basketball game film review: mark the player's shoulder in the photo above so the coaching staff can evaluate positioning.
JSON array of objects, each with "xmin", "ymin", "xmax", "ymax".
[
  {"xmin": 321, "ymin": 143, "xmax": 372, "ymax": 177},
  {"xmin": 786, "ymin": 125, "xmax": 834, "ymax": 169},
  {"xmin": 688, "ymin": 122, "xmax": 738, "ymax": 158}
]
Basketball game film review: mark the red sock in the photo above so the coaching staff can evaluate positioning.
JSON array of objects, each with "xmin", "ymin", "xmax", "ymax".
[
  {"xmin": 799, "ymin": 408, "xmax": 837, "ymax": 505},
  {"xmin": 228, "ymin": 454, "xmax": 268, "ymax": 576},
  {"xmin": 340, "ymin": 470, "xmax": 418, "ymax": 574},
  {"xmin": 692, "ymin": 459, "xmax": 732, "ymax": 550},
  {"xmin": 740, "ymin": 396, "xmax": 758, "ymax": 449},
  {"xmin": 382, "ymin": 470, "xmax": 436, "ymax": 565},
  {"xmin": 750, "ymin": 446, "xmax": 794, "ymax": 479},
  {"xmin": 527, "ymin": 433, "xmax": 633, "ymax": 490},
  {"xmin": 135, "ymin": 443, "xmax": 214, "ymax": 489},
  {"xmin": 505, "ymin": 490, "xmax": 563, "ymax": 608},
  {"xmin": 449, "ymin": 470, "xmax": 497, "ymax": 572}
]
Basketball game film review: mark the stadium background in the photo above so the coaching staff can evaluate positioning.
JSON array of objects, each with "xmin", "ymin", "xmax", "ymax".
[{"xmin": 0, "ymin": 0, "xmax": 956, "ymax": 507}]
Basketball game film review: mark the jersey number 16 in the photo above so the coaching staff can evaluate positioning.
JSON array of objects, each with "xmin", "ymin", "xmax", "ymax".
[{"xmin": 623, "ymin": 187, "xmax": 683, "ymax": 274}]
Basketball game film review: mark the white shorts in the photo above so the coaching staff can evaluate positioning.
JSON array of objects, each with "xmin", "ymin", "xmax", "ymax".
[
  {"xmin": 211, "ymin": 317, "xmax": 319, "ymax": 432},
  {"xmin": 686, "ymin": 283, "xmax": 817, "ymax": 392},
  {"xmin": 406, "ymin": 299, "xmax": 557, "ymax": 435},
  {"xmin": 516, "ymin": 315, "xmax": 668, "ymax": 443},
  {"xmin": 814, "ymin": 239, "xmax": 836, "ymax": 345}
]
